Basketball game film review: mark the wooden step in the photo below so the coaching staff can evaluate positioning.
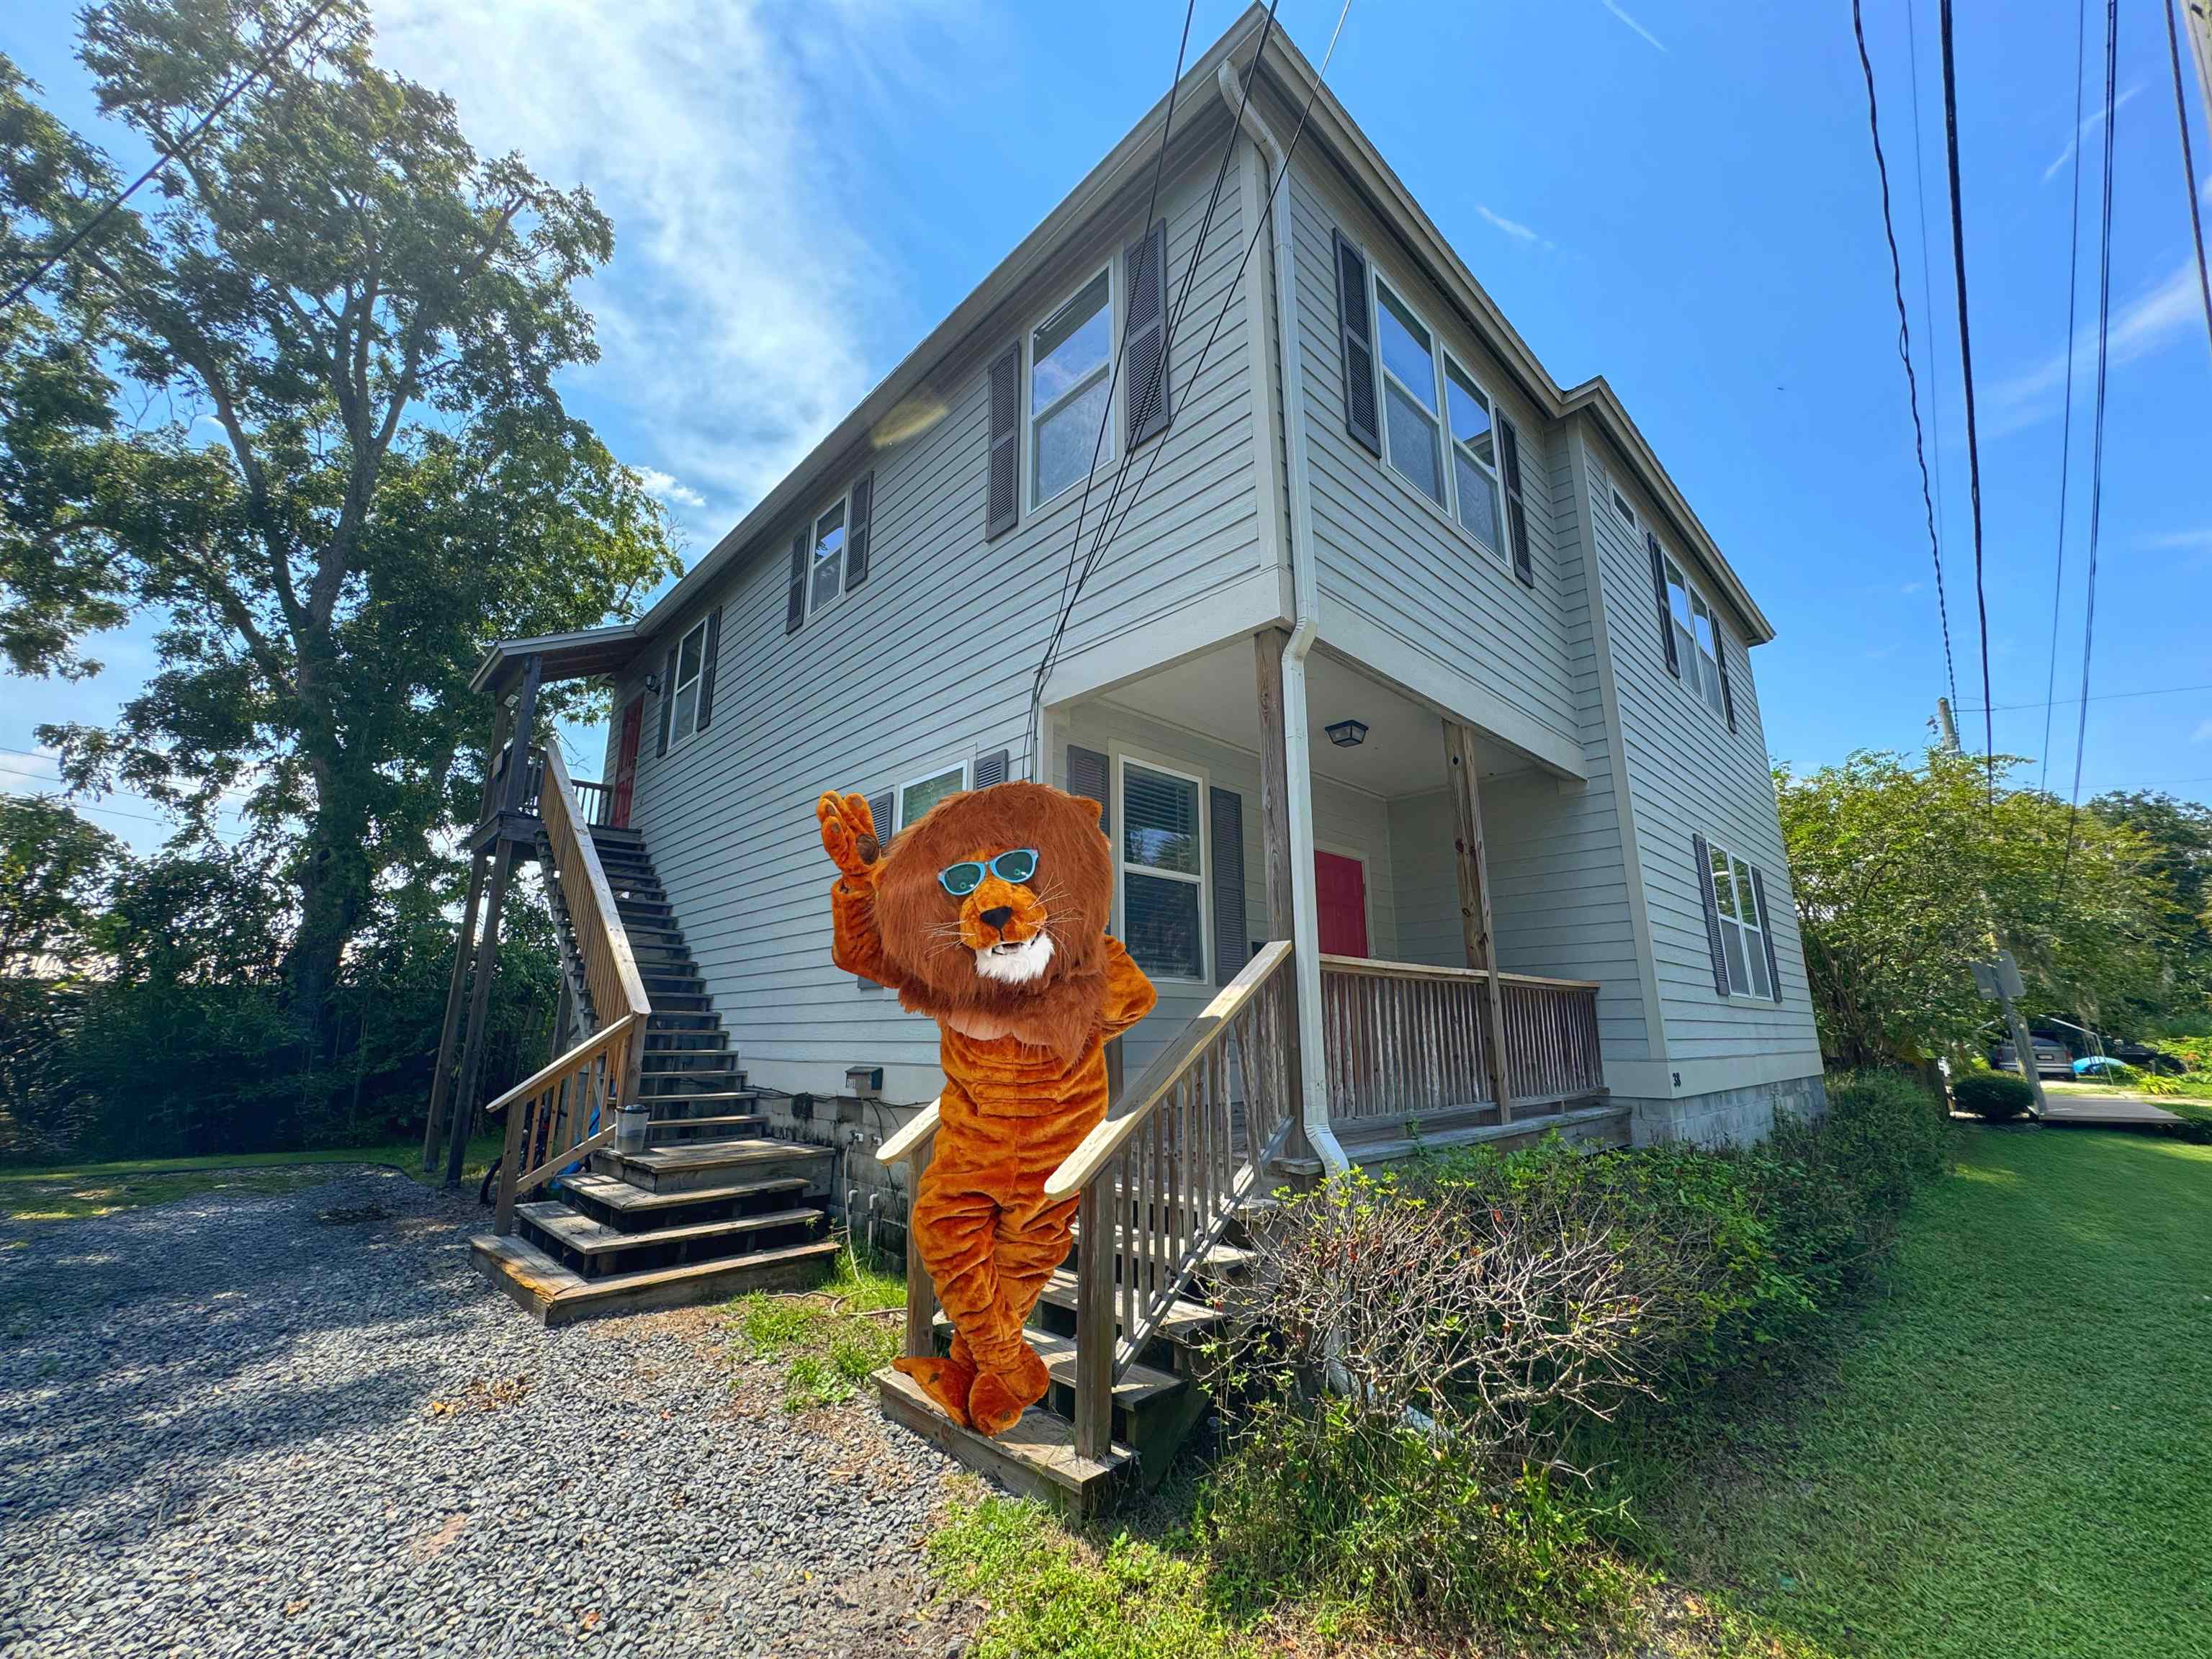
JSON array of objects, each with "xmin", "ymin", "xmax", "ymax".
[
  {"xmin": 930, "ymin": 1316, "xmax": 1182, "ymax": 1416},
  {"xmin": 1069, "ymin": 1223, "xmax": 1254, "ymax": 1279},
  {"xmin": 472, "ymin": 1231, "xmax": 835, "ymax": 1326},
  {"xmin": 645, "ymin": 1089, "xmax": 757, "ymax": 1113},
  {"xmin": 518, "ymin": 1200, "xmax": 824, "ymax": 1274},
  {"xmin": 645, "ymin": 1114, "xmax": 764, "ymax": 1140},
  {"xmin": 593, "ymin": 1138, "xmax": 832, "ymax": 1195},
  {"xmin": 555, "ymin": 1171, "xmax": 811, "ymax": 1228},
  {"xmin": 1033, "ymin": 1268, "xmax": 1220, "ymax": 1349},
  {"xmin": 874, "ymin": 1367, "xmax": 1133, "ymax": 1517}
]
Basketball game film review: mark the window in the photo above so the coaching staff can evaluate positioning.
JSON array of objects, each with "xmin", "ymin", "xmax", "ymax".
[
  {"xmin": 1118, "ymin": 757, "xmax": 1205, "ymax": 980},
  {"xmin": 1372, "ymin": 274, "xmax": 1510, "ymax": 566},
  {"xmin": 1030, "ymin": 267, "xmax": 1114, "ymax": 505},
  {"xmin": 1704, "ymin": 839, "xmax": 1772, "ymax": 999},
  {"xmin": 807, "ymin": 498, "xmax": 847, "ymax": 619},
  {"xmin": 897, "ymin": 760, "xmax": 968, "ymax": 830},
  {"xmin": 667, "ymin": 618, "xmax": 706, "ymax": 748},
  {"xmin": 1611, "ymin": 488, "xmax": 1635, "ymax": 526},
  {"xmin": 1661, "ymin": 552, "xmax": 1730, "ymax": 721}
]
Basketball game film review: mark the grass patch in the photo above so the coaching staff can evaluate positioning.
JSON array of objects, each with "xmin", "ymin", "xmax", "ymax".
[
  {"xmin": 0, "ymin": 1134, "xmax": 502, "ymax": 1226},
  {"xmin": 724, "ymin": 1241, "xmax": 902, "ymax": 1410},
  {"xmin": 1639, "ymin": 1127, "xmax": 2212, "ymax": 1659}
]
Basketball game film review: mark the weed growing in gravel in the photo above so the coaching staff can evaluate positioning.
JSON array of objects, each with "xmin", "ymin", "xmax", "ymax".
[{"xmin": 724, "ymin": 1238, "xmax": 902, "ymax": 1410}]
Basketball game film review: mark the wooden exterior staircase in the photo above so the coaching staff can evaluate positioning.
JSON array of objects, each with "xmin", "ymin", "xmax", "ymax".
[{"xmin": 467, "ymin": 748, "xmax": 837, "ymax": 1324}]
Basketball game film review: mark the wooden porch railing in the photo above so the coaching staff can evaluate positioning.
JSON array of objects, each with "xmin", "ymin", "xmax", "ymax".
[
  {"xmin": 1318, "ymin": 955, "xmax": 1603, "ymax": 1122},
  {"xmin": 877, "ymin": 943, "xmax": 1299, "ymax": 1462},
  {"xmin": 570, "ymin": 777, "xmax": 616, "ymax": 827},
  {"xmin": 490, "ymin": 747, "xmax": 652, "ymax": 1231}
]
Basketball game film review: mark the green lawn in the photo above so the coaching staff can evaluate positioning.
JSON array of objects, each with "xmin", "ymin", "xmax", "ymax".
[
  {"xmin": 1647, "ymin": 1126, "xmax": 2212, "ymax": 1659},
  {"xmin": 0, "ymin": 1133, "xmax": 503, "ymax": 1226}
]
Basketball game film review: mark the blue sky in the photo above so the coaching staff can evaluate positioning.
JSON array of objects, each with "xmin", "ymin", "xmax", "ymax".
[{"xmin": 4, "ymin": 0, "xmax": 2209, "ymax": 855}]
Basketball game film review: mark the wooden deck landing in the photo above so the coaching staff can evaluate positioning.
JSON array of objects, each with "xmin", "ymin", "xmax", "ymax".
[{"xmin": 2035, "ymin": 1090, "xmax": 2185, "ymax": 1128}]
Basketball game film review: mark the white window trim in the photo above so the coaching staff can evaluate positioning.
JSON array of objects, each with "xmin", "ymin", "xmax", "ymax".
[
  {"xmin": 1113, "ymin": 748, "xmax": 1210, "ymax": 984},
  {"xmin": 1704, "ymin": 833, "xmax": 1771, "ymax": 1001},
  {"xmin": 803, "ymin": 485, "xmax": 857, "ymax": 624},
  {"xmin": 1026, "ymin": 261, "xmax": 1119, "ymax": 511},
  {"xmin": 894, "ymin": 758, "xmax": 970, "ymax": 832},
  {"xmin": 667, "ymin": 616, "xmax": 709, "ymax": 752},
  {"xmin": 1367, "ymin": 266, "xmax": 1513, "ymax": 572},
  {"xmin": 1659, "ymin": 544, "xmax": 1732, "ymax": 726}
]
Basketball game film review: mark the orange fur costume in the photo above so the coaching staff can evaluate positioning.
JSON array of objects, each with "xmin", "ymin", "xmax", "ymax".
[{"xmin": 817, "ymin": 781, "xmax": 1156, "ymax": 1436}]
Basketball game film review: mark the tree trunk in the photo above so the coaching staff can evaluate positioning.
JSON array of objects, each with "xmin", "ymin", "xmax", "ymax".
[{"xmin": 284, "ymin": 774, "xmax": 374, "ymax": 1050}]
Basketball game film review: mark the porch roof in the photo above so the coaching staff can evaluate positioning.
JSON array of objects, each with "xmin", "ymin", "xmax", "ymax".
[{"xmin": 471, "ymin": 624, "xmax": 646, "ymax": 696}]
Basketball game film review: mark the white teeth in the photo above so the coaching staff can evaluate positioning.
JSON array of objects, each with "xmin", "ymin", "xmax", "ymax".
[{"xmin": 974, "ymin": 932, "xmax": 1054, "ymax": 984}]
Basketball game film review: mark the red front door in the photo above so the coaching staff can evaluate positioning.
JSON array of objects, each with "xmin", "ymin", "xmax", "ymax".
[
  {"xmin": 611, "ymin": 696, "xmax": 644, "ymax": 829},
  {"xmin": 1314, "ymin": 850, "xmax": 1369, "ymax": 956}
]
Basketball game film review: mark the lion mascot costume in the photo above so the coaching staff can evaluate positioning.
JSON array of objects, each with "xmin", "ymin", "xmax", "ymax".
[{"xmin": 817, "ymin": 781, "xmax": 1156, "ymax": 1436}]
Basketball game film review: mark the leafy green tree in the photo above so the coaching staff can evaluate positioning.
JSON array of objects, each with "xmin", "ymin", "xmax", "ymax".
[
  {"xmin": 0, "ymin": 793, "xmax": 125, "ymax": 974},
  {"xmin": 2087, "ymin": 789, "xmax": 2212, "ymax": 1015},
  {"xmin": 0, "ymin": 1, "xmax": 678, "ymax": 1043},
  {"xmin": 1778, "ymin": 748, "xmax": 2175, "ymax": 1066}
]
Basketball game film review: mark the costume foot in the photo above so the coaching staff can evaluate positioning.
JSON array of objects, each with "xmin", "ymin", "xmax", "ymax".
[
  {"xmin": 966, "ymin": 1344, "xmax": 1052, "ymax": 1437},
  {"xmin": 892, "ymin": 1355, "xmax": 975, "ymax": 1428}
]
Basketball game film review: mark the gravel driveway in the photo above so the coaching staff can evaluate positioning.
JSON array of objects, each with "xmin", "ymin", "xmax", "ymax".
[{"xmin": 0, "ymin": 1168, "xmax": 966, "ymax": 1658}]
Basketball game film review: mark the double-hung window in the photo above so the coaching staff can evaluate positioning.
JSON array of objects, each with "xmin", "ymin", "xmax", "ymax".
[
  {"xmin": 896, "ymin": 760, "xmax": 968, "ymax": 831},
  {"xmin": 1374, "ymin": 276, "xmax": 1508, "ymax": 563},
  {"xmin": 1118, "ymin": 757, "xmax": 1206, "ymax": 981},
  {"xmin": 1030, "ymin": 268, "xmax": 1114, "ymax": 506},
  {"xmin": 1704, "ymin": 838, "xmax": 1773, "ymax": 1000},
  {"xmin": 667, "ymin": 618, "xmax": 707, "ymax": 747},
  {"xmin": 807, "ymin": 498, "xmax": 848, "ymax": 619},
  {"xmin": 1660, "ymin": 552, "xmax": 1729, "ymax": 720}
]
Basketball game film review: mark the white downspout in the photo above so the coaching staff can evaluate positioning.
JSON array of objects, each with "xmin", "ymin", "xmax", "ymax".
[{"xmin": 1220, "ymin": 58, "xmax": 1347, "ymax": 1177}]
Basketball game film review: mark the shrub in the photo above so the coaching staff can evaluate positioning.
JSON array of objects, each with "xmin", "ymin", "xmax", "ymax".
[{"xmin": 1953, "ymin": 1071, "xmax": 2035, "ymax": 1120}]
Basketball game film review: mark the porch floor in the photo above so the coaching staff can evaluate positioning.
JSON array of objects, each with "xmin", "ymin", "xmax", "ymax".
[{"xmin": 1271, "ymin": 1097, "xmax": 1627, "ymax": 1177}]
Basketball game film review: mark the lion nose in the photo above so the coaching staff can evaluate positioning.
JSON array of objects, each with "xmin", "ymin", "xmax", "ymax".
[{"xmin": 979, "ymin": 906, "xmax": 1013, "ymax": 931}]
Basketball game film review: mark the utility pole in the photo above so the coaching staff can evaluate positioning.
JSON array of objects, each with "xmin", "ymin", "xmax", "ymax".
[
  {"xmin": 2184, "ymin": 1, "xmax": 2212, "ymax": 132},
  {"xmin": 1936, "ymin": 702, "xmax": 2050, "ymax": 1115}
]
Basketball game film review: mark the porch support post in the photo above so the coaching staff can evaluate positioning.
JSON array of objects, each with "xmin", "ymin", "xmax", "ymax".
[
  {"xmin": 423, "ymin": 688, "xmax": 516, "ymax": 1172},
  {"xmin": 501, "ymin": 652, "xmax": 544, "ymax": 816},
  {"xmin": 1253, "ymin": 628, "xmax": 1297, "ymax": 938},
  {"xmin": 1444, "ymin": 721, "xmax": 1514, "ymax": 1122},
  {"xmin": 446, "ymin": 838, "xmax": 518, "ymax": 1185}
]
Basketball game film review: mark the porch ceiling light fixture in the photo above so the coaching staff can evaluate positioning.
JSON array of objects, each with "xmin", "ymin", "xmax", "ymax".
[{"xmin": 1325, "ymin": 718, "xmax": 1369, "ymax": 748}]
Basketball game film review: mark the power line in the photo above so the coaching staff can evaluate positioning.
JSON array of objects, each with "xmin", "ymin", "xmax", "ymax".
[
  {"xmin": 1853, "ymin": 0, "xmax": 1959, "ymax": 714},
  {"xmin": 1027, "ymin": 0, "xmax": 1202, "ymax": 781},
  {"xmin": 2164, "ymin": 0, "xmax": 2212, "ymax": 362},
  {"xmin": 2041, "ymin": 0, "xmax": 2092, "ymax": 795},
  {"xmin": 1956, "ymin": 680, "xmax": 2212, "ymax": 713},
  {"xmin": 2057, "ymin": 0, "xmax": 2123, "ymax": 915},
  {"xmin": 1936, "ymin": 0, "xmax": 1998, "ymax": 809},
  {"xmin": 0, "ymin": 0, "xmax": 349, "ymax": 315},
  {"xmin": 1902, "ymin": 0, "xmax": 1951, "ymax": 617}
]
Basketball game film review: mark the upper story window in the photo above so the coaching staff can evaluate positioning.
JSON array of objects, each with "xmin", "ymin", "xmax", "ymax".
[
  {"xmin": 1118, "ymin": 756, "xmax": 1206, "ymax": 981},
  {"xmin": 1031, "ymin": 266, "xmax": 1115, "ymax": 506},
  {"xmin": 1373, "ymin": 276, "xmax": 1508, "ymax": 565},
  {"xmin": 1660, "ymin": 549, "xmax": 1730, "ymax": 721},
  {"xmin": 668, "ymin": 617, "xmax": 707, "ymax": 748},
  {"xmin": 897, "ymin": 760, "xmax": 968, "ymax": 830},
  {"xmin": 1704, "ymin": 837, "xmax": 1773, "ymax": 1000},
  {"xmin": 808, "ymin": 498, "xmax": 848, "ymax": 618}
]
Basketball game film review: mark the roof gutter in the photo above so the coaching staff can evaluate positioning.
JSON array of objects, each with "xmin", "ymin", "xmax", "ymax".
[{"xmin": 1220, "ymin": 55, "xmax": 1346, "ymax": 1179}]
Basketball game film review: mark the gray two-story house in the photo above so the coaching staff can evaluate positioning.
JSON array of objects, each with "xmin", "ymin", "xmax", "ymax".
[{"xmin": 449, "ymin": 9, "xmax": 1823, "ymax": 1338}]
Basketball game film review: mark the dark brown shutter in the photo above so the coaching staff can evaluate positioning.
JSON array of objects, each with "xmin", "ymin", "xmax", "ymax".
[
  {"xmin": 1125, "ymin": 220, "xmax": 1172, "ymax": 449},
  {"xmin": 1752, "ymin": 866, "xmax": 1783, "ymax": 1003},
  {"xmin": 695, "ymin": 606, "xmax": 723, "ymax": 732},
  {"xmin": 1692, "ymin": 832, "xmax": 1728, "ymax": 997},
  {"xmin": 973, "ymin": 747, "xmax": 1010, "ymax": 788},
  {"xmin": 654, "ymin": 644, "xmax": 678, "ymax": 756},
  {"xmin": 785, "ymin": 528, "xmax": 807, "ymax": 634},
  {"xmin": 843, "ymin": 472, "xmax": 875, "ymax": 590},
  {"xmin": 1331, "ymin": 229, "xmax": 1381, "ymax": 457},
  {"xmin": 1498, "ymin": 418, "xmax": 1534, "ymax": 587},
  {"xmin": 1066, "ymin": 745, "xmax": 1110, "ymax": 840},
  {"xmin": 1209, "ymin": 786, "xmax": 1245, "ymax": 986},
  {"xmin": 1647, "ymin": 531, "xmax": 1680, "ymax": 677},
  {"xmin": 986, "ymin": 342, "xmax": 1020, "ymax": 539},
  {"xmin": 1715, "ymin": 630, "xmax": 1738, "ymax": 732}
]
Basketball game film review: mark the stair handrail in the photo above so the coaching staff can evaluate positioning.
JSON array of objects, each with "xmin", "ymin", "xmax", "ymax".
[
  {"xmin": 537, "ymin": 745, "xmax": 652, "ymax": 1026},
  {"xmin": 485, "ymin": 1012, "xmax": 639, "ymax": 1234}
]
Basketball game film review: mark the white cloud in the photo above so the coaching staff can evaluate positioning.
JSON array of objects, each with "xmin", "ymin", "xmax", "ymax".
[
  {"xmin": 0, "ymin": 750, "xmax": 63, "ymax": 790},
  {"xmin": 2146, "ymin": 527, "xmax": 2212, "ymax": 551},
  {"xmin": 1901, "ymin": 580, "xmax": 1924, "ymax": 595},
  {"xmin": 2193, "ymin": 718, "xmax": 2212, "ymax": 745},
  {"xmin": 1599, "ymin": 1, "xmax": 1668, "ymax": 53},
  {"xmin": 634, "ymin": 467, "xmax": 706, "ymax": 510},
  {"xmin": 2041, "ymin": 81, "xmax": 2142, "ymax": 184},
  {"xmin": 1984, "ymin": 261, "xmax": 2206, "ymax": 435},
  {"xmin": 368, "ymin": 0, "xmax": 957, "ymax": 521},
  {"xmin": 1475, "ymin": 203, "xmax": 1554, "ymax": 251}
]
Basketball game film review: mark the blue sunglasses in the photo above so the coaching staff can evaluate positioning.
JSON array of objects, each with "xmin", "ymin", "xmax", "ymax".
[{"xmin": 938, "ymin": 848, "xmax": 1040, "ymax": 896}]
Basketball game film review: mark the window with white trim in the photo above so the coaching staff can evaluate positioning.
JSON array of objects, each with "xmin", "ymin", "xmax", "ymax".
[
  {"xmin": 668, "ymin": 617, "xmax": 707, "ymax": 748},
  {"xmin": 896, "ymin": 760, "xmax": 968, "ymax": 831},
  {"xmin": 1660, "ymin": 551, "xmax": 1730, "ymax": 721},
  {"xmin": 1704, "ymin": 837, "xmax": 1772, "ymax": 999},
  {"xmin": 806, "ymin": 493, "xmax": 848, "ymax": 620},
  {"xmin": 1118, "ymin": 757, "xmax": 1206, "ymax": 980},
  {"xmin": 1030, "ymin": 266, "xmax": 1114, "ymax": 506},
  {"xmin": 1373, "ymin": 274, "xmax": 1508, "ymax": 564}
]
